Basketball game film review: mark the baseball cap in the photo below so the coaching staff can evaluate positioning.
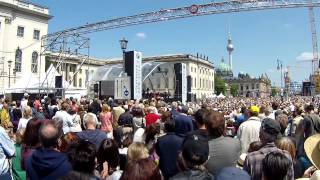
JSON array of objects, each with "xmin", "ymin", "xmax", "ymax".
[
  {"xmin": 261, "ymin": 118, "xmax": 281, "ymax": 136},
  {"xmin": 249, "ymin": 106, "xmax": 259, "ymax": 114},
  {"xmin": 216, "ymin": 167, "xmax": 250, "ymax": 180},
  {"xmin": 182, "ymin": 135, "xmax": 209, "ymax": 165}
]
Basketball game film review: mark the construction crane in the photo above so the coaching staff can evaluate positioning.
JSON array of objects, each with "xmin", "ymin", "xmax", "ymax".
[
  {"xmin": 308, "ymin": 6, "xmax": 319, "ymax": 74},
  {"xmin": 41, "ymin": 0, "xmax": 320, "ymax": 93}
]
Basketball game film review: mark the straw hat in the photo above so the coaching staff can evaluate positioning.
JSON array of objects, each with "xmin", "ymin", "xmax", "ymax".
[{"xmin": 304, "ymin": 134, "xmax": 320, "ymax": 170}]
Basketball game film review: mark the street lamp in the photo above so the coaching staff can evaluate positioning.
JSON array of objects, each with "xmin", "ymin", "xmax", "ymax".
[
  {"xmin": 119, "ymin": 37, "xmax": 128, "ymax": 73},
  {"xmin": 277, "ymin": 59, "xmax": 283, "ymax": 91},
  {"xmin": 7, "ymin": 60, "xmax": 12, "ymax": 88}
]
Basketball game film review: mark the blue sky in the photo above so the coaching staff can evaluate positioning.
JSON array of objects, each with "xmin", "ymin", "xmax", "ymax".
[{"xmin": 33, "ymin": 0, "xmax": 318, "ymax": 86}]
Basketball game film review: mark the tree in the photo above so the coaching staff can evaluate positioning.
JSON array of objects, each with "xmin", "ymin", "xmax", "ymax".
[
  {"xmin": 214, "ymin": 76, "xmax": 226, "ymax": 95},
  {"xmin": 271, "ymin": 87, "xmax": 277, "ymax": 97},
  {"xmin": 230, "ymin": 83, "xmax": 238, "ymax": 97}
]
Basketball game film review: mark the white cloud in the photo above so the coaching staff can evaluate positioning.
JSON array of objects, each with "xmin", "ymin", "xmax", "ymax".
[
  {"xmin": 136, "ymin": 32, "xmax": 146, "ymax": 39},
  {"xmin": 296, "ymin": 52, "xmax": 313, "ymax": 61}
]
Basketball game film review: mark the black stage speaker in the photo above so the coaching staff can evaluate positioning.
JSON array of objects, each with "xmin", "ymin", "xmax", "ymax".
[
  {"xmin": 55, "ymin": 76, "xmax": 63, "ymax": 88},
  {"xmin": 187, "ymin": 75, "xmax": 192, "ymax": 102},
  {"xmin": 55, "ymin": 76, "xmax": 63, "ymax": 97},
  {"xmin": 174, "ymin": 63, "xmax": 182, "ymax": 100}
]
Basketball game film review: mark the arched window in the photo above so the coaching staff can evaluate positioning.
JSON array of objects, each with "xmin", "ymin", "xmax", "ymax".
[
  {"xmin": 31, "ymin": 51, "xmax": 38, "ymax": 73},
  {"xmin": 15, "ymin": 49, "xmax": 22, "ymax": 72}
]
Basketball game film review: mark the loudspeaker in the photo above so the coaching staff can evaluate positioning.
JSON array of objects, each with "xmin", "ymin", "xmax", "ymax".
[
  {"xmin": 55, "ymin": 76, "xmax": 63, "ymax": 88},
  {"xmin": 94, "ymin": 83, "xmax": 99, "ymax": 93},
  {"xmin": 187, "ymin": 75, "xmax": 192, "ymax": 102},
  {"xmin": 174, "ymin": 63, "xmax": 182, "ymax": 99}
]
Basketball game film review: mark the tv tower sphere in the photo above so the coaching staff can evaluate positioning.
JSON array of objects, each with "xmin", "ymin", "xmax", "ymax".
[{"xmin": 227, "ymin": 39, "xmax": 234, "ymax": 52}]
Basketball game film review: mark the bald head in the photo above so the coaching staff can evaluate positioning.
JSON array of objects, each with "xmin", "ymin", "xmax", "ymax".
[{"xmin": 40, "ymin": 121, "xmax": 62, "ymax": 148}]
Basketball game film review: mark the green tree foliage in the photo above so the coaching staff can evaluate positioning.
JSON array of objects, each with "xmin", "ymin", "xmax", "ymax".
[
  {"xmin": 230, "ymin": 84, "xmax": 238, "ymax": 97},
  {"xmin": 271, "ymin": 87, "xmax": 277, "ymax": 97},
  {"xmin": 215, "ymin": 76, "xmax": 226, "ymax": 95}
]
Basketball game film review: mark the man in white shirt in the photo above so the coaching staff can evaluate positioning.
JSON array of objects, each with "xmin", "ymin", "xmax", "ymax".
[
  {"xmin": 53, "ymin": 102, "xmax": 74, "ymax": 134},
  {"xmin": 237, "ymin": 106, "xmax": 262, "ymax": 154}
]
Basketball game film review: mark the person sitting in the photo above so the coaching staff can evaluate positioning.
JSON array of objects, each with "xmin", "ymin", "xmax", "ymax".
[
  {"xmin": 77, "ymin": 113, "xmax": 107, "ymax": 150},
  {"xmin": 26, "ymin": 120, "xmax": 72, "ymax": 180}
]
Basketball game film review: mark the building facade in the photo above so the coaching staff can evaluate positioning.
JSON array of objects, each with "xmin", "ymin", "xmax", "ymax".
[
  {"xmin": 46, "ymin": 53, "xmax": 215, "ymax": 100},
  {"xmin": 225, "ymin": 73, "xmax": 271, "ymax": 98},
  {"xmin": 0, "ymin": 0, "xmax": 51, "ymax": 91}
]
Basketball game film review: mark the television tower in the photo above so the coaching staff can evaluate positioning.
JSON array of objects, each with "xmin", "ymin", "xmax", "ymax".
[{"xmin": 226, "ymin": 31, "xmax": 234, "ymax": 71}]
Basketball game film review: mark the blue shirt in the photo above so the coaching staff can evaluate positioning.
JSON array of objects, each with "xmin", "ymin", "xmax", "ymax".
[{"xmin": 0, "ymin": 126, "xmax": 15, "ymax": 175}]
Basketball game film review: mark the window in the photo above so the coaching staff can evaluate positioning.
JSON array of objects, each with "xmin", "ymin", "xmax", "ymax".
[
  {"xmin": 31, "ymin": 51, "xmax": 38, "ymax": 73},
  {"xmin": 79, "ymin": 78, "xmax": 82, "ymax": 88},
  {"xmin": 73, "ymin": 75, "xmax": 77, "ymax": 87},
  {"xmin": 15, "ymin": 49, "xmax": 22, "ymax": 72},
  {"xmin": 85, "ymin": 70, "xmax": 89, "ymax": 82},
  {"xmin": 17, "ymin": 26, "xmax": 24, "ymax": 37},
  {"xmin": 194, "ymin": 78, "xmax": 196, "ymax": 87},
  {"xmin": 79, "ymin": 69, "xmax": 82, "ymax": 74},
  {"xmin": 33, "ymin": 30, "xmax": 40, "ymax": 40}
]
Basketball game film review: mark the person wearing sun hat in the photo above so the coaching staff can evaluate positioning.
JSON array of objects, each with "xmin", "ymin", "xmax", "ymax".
[
  {"xmin": 237, "ymin": 105, "xmax": 262, "ymax": 153},
  {"xmin": 299, "ymin": 133, "xmax": 320, "ymax": 179}
]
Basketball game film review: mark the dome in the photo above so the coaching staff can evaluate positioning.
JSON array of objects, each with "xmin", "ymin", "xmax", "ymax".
[{"xmin": 216, "ymin": 57, "xmax": 232, "ymax": 72}]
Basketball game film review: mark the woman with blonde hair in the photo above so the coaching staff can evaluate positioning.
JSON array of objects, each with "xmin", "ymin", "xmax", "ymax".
[
  {"xmin": 17, "ymin": 106, "xmax": 33, "ymax": 130},
  {"xmin": 127, "ymin": 142, "xmax": 149, "ymax": 161},
  {"xmin": 99, "ymin": 104, "xmax": 113, "ymax": 138}
]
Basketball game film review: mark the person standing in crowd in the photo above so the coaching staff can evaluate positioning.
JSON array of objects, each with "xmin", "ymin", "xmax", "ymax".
[
  {"xmin": 120, "ymin": 158, "xmax": 162, "ymax": 180},
  {"xmin": 156, "ymin": 120, "xmax": 183, "ymax": 179},
  {"xmin": 237, "ymin": 105, "xmax": 261, "ymax": 153},
  {"xmin": 243, "ymin": 118, "xmax": 294, "ymax": 180},
  {"xmin": 26, "ymin": 120, "xmax": 72, "ymax": 180},
  {"xmin": 100, "ymin": 104, "xmax": 113, "ymax": 138},
  {"xmin": 68, "ymin": 109, "xmax": 82, "ymax": 133},
  {"xmin": 12, "ymin": 128, "xmax": 26, "ymax": 180},
  {"xmin": 1, "ymin": 101, "xmax": 12, "ymax": 130},
  {"xmin": 21, "ymin": 118, "xmax": 42, "ymax": 170},
  {"xmin": 0, "ymin": 124, "xmax": 15, "ymax": 179},
  {"xmin": 97, "ymin": 139, "xmax": 123, "ymax": 179},
  {"xmin": 174, "ymin": 105, "xmax": 193, "ymax": 136},
  {"xmin": 67, "ymin": 140, "xmax": 98, "ymax": 179},
  {"xmin": 268, "ymin": 102, "xmax": 279, "ymax": 120},
  {"xmin": 118, "ymin": 104, "xmax": 133, "ymax": 135},
  {"xmin": 262, "ymin": 152, "xmax": 292, "ymax": 180},
  {"xmin": 296, "ymin": 104, "xmax": 320, "ymax": 162},
  {"xmin": 185, "ymin": 108, "xmax": 209, "ymax": 142},
  {"xmin": 145, "ymin": 106, "xmax": 160, "ymax": 127},
  {"xmin": 53, "ymin": 102, "xmax": 74, "ymax": 134},
  {"xmin": 112, "ymin": 100, "xmax": 125, "ymax": 129},
  {"xmin": 11, "ymin": 101, "xmax": 22, "ymax": 132},
  {"xmin": 20, "ymin": 93, "xmax": 29, "ymax": 110},
  {"xmin": 171, "ymin": 134, "xmax": 213, "ymax": 180},
  {"xmin": 276, "ymin": 137, "xmax": 303, "ymax": 178},
  {"xmin": 170, "ymin": 101, "xmax": 179, "ymax": 117},
  {"xmin": 132, "ymin": 106, "xmax": 145, "ymax": 133},
  {"xmin": 17, "ymin": 106, "xmax": 32, "ymax": 131},
  {"xmin": 291, "ymin": 106, "xmax": 303, "ymax": 135},
  {"xmin": 77, "ymin": 112, "xmax": 107, "ymax": 150},
  {"xmin": 205, "ymin": 110, "xmax": 241, "ymax": 176}
]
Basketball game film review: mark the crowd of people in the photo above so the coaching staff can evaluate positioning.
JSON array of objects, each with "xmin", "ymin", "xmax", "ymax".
[{"xmin": 0, "ymin": 93, "xmax": 320, "ymax": 180}]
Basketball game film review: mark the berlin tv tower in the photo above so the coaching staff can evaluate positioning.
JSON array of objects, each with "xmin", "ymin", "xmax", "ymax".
[{"xmin": 226, "ymin": 31, "xmax": 234, "ymax": 71}]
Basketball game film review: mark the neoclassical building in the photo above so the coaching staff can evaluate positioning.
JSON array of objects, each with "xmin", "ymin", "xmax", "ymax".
[
  {"xmin": 0, "ymin": 0, "xmax": 51, "ymax": 92},
  {"xmin": 45, "ymin": 53, "xmax": 215, "ymax": 100}
]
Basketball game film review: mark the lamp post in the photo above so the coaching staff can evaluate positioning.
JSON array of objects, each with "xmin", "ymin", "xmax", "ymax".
[
  {"xmin": 7, "ymin": 60, "xmax": 12, "ymax": 88},
  {"xmin": 119, "ymin": 37, "xmax": 128, "ymax": 74},
  {"xmin": 277, "ymin": 59, "xmax": 283, "ymax": 89}
]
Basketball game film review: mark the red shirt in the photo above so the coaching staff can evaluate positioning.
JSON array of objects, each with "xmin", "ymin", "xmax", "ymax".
[{"xmin": 145, "ymin": 113, "xmax": 160, "ymax": 126}]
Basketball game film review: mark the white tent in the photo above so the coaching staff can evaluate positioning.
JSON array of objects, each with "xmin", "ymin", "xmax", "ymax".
[
  {"xmin": 217, "ymin": 93, "xmax": 225, "ymax": 99},
  {"xmin": 6, "ymin": 64, "xmax": 72, "ymax": 93}
]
